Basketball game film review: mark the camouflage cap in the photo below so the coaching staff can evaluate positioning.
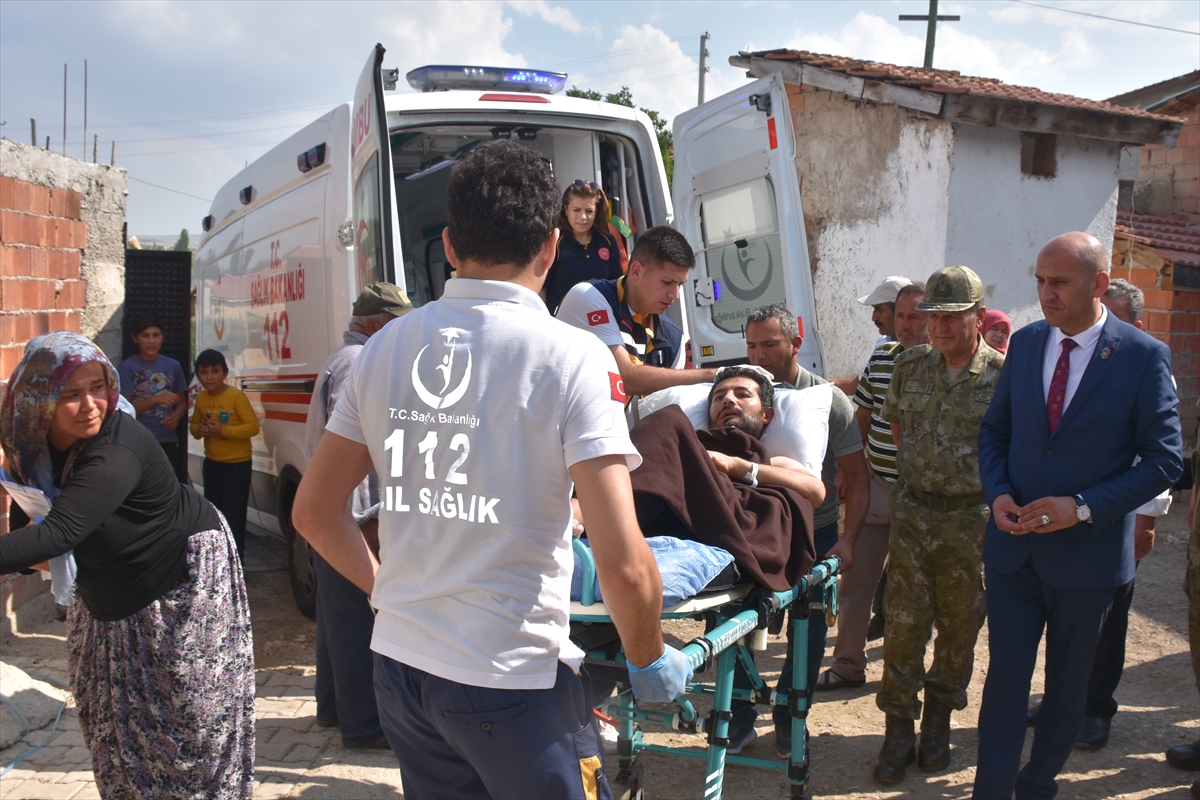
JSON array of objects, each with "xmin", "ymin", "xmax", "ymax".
[
  {"xmin": 916, "ymin": 266, "xmax": 983, "ymax": 312},
  {"xmin": 352, "ymin": 282, "xmax": 413, "ymax": 318}
]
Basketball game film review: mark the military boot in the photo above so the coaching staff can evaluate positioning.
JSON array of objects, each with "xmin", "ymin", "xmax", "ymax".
[
  {"xmin": 918, "ymin": 699, "xmax": 953, "ymax": 772},
  {"xmin": 873, "ymin": 715, "xmax": 916, "ymax": 785}
]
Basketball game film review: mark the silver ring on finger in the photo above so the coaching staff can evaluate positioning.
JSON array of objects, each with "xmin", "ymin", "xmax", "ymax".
[{"xmin": 1040, "ymin": 514, "xmax": 1050, "ymax": 526}]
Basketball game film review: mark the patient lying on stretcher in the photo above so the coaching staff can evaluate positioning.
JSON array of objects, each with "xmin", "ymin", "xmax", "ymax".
[{"xmin": 573, "ymin": 365, "xmax": 823, "ymax": 599}]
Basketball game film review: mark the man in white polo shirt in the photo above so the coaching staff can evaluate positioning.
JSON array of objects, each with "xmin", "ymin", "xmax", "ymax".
[{"xmin": 293, "ymin": 141, "xmax": 690, "ymax": 799}]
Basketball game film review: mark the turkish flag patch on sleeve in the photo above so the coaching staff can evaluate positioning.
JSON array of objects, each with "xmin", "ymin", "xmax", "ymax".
[
  {"xmin": 587, "ymin": 309, "xmax": 610, "ymax": 326},
  {"xmin": 609, "ymin": 372, "xmax": 626, "ymax": 403}
]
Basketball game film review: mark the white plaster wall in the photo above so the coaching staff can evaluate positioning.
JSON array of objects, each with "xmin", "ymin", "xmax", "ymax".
[
  {"xmin": 0, "ymin": 140, "xmax": 128, "ymax": 359},
  {"xmin": 943, "ymin": 127, "xmax": 1119, "ymax": 330},
  {"xmin": 806, "ymin": 119, "xmax": 954, "ymax": 378}
]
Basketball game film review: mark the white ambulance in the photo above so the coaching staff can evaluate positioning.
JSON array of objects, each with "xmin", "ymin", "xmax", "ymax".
[{"xmin": 192, "ymin": 45, "xmax": 823, "ymax": 616}]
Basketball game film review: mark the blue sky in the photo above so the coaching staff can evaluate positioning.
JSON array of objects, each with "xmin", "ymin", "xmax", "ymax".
[{"xmin": 2, "ymin": 0, "xmax": 1197, "ymax": 237}]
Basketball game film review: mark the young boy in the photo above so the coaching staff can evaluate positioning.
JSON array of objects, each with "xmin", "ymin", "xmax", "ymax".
[
  {"xmin": 119, "ymin": 318, "xmax": 188, "ymax": 476},
  {"xmin": 190, "ymin": 349, "xmax": 260, "ymax": 559}
]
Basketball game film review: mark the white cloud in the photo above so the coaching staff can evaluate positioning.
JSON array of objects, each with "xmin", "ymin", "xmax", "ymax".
[
  {"xmin": 780, "ymin": 10, "xmax": 1102, "ymax": 91},
  {"xmin": 571, "ymin": 24, "xmax": 748, "ymax": 123},
  {"xmin": 505, "ymin": 1, "xmax": 599, "ymax": 36},
  {"xmin": 385, "ymin": 2, "xmax": 527, "ymax": 74}
]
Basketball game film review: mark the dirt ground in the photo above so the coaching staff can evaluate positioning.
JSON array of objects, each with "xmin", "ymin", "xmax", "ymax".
[{"xmin": 3, "ymin": 500, "xmax": 1196, "ymax": 799}]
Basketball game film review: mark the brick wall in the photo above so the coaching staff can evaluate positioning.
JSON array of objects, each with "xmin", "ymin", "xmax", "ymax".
[
  {"xmin": 0, "ymin": 176, "xmax": 89, "ymax": 376},
  {"xmin": 1111, "ymin": 238, "xmax": 1200, "ymax": 449},
  {"xmin": 0, "ymin": 175, "xmax": 90, "ymax": 617},
  {"xmin": 1137, "ymin": 108, "xmax": 1200, "ymax": 225}
]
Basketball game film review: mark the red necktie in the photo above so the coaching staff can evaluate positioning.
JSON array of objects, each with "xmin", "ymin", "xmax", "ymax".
[{"xmin": 1046, "ymin": 338, "xmax": 1077, "ymax": 433}]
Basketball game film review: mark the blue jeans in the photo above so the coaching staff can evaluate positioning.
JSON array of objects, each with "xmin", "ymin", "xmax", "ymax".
[
  {"xmin": 732, "ymin": 521, "xmax": 840, "ymax": 730},
  {"xmin": 202, "ymin": 459, "xmax": 251, "ymax": 559},
  {"xmin": 314, "ymin": 551, "xmax": 382, "ymax": 746},
  {"xmin": 375, "ymin": 655, "xmax": 612, "ymax": 800}
]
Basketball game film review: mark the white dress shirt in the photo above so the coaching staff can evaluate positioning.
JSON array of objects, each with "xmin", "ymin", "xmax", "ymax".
[{"xmin": 1042, "ymin": 304, "xmax": 1108, "ymax": 412}]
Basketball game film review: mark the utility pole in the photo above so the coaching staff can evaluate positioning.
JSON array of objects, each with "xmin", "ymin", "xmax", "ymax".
[
  {"xmin": 30, "ymin": 118, "xmax": 36, "ymax": 147},
  {"xmin": 698, "ymin": 32, "xmax": 710, "ymax": 106},
  {"xmin": 83, "ymin": 59, "xmax": 88, "ymax": 161},
  {"xmin": 899, "ymin": 0, "xmax": 960, "ymax": 69}
]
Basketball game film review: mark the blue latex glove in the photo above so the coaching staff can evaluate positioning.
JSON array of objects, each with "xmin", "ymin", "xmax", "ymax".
[{"xmin": 627, "ymin": 645, "xmax": 693, "ymax": 703}]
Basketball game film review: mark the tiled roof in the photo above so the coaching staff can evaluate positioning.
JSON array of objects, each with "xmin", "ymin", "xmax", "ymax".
[
  {"xmin": 1116, "ymin": 210, "xmax": 1200, "ymax": 268},
  {"xmin": 746, "ymin": 50, "xmax": 1186, "ymax": 125}
]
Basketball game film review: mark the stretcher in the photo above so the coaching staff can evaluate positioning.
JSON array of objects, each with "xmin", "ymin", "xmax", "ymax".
[{"xmin": 570, "ymin": 539, "xmax": 842, "ymax": 800}]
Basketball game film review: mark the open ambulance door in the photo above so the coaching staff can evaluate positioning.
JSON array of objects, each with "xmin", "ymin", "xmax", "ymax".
[
  {"xmin": 673, "ymin": 72, "xmax": 825, "ymax": 376},
  {"xmin": 350, "ymin": 44, "xmax": 404, "ymax": 294}
]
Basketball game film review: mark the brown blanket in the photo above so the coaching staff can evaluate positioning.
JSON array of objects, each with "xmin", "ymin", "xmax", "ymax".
[{"xmin": 629, "ymin": 405, "xmax": 816, "ymax": 592}]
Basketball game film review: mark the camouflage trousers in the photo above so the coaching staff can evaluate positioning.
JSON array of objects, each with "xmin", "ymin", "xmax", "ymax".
[
  {"xmin": 1189, "ymin": 500, "xmax": 1200, "ymax": 696},
  {"xmin": 876, "ymin": 482, "xmax": 989, "ymax": 719}
]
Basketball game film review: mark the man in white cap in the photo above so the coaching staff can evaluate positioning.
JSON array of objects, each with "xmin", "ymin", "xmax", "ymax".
[{"xmin": 832, "ymin": 276, "xmax": 915, "ymax": 396}]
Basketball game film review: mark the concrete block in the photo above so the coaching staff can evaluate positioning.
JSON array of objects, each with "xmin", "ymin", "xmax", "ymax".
[
  {"xmin": 69, "ymin": 784, "xmax": 101, "ymax": 800},
  {"xmin": 52, "ymin": 770, "xmax": 94, "ymax": 785},
  {"xmin": 255, "ymin": 740, "xmax": 294, "ymax": 762},
  {"xmin": 254, "ymin": 776, "xmax": 298, "ymax": 799},
  {"xmin": 0, "ymin": 662, "xmax": 70, "ymax": 750},
  {"xmin": 282, "ymin": 744, "xmax": 322, "ymax": 763}
]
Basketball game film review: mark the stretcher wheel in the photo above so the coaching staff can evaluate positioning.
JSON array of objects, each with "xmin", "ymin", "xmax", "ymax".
[{"xmin": 613, "ymin": 764, "xmax": 644, "ymax": 800}]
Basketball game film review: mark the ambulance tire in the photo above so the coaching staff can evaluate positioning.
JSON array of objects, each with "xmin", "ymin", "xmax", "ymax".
[{"xmin": 280, "ymin": 470, "xmax": 318, "ymax": 620}]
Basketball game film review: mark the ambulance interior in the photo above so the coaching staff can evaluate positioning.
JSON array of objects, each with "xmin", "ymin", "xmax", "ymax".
[{"xmin": 390, "ymin": 124, "xmax": 654, "ymax": 307}]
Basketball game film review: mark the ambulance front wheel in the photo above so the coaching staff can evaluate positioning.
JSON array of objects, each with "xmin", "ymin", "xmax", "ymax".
[{"xmin": 280, "ymin": 472, "xmax": 318, "ymax": 620}]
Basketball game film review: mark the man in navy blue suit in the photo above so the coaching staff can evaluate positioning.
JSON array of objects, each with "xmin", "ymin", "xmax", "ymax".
[{"xmin": 973, "ymin": 231, "xmax": 1183, "ymax": 800}]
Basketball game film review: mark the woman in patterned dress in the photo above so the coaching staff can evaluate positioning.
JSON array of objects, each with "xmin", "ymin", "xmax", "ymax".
[{"xmin": 0, "ymin": 331, "xmax": 255, "ymax": 799}]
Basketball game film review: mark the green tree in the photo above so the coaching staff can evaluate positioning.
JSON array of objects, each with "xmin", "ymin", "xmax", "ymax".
[
  {"xmin": 566, "ymin": 85, "xmax": 673, "ymax": 187},
  {"xmin": 173, "ymin": 228, "xmax": 190, "ymax": 251}
]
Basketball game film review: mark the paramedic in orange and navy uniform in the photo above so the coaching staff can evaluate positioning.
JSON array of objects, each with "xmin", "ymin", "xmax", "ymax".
[
  {"xmin": 556, "ymin": 225, "xmax": 718, "ymax": 400},
  {"xmin": 542, "ymin": 180, "xmax": 624, "ymax": 314}
]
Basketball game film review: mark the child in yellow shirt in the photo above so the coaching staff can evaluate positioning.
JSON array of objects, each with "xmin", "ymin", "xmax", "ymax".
[{"xmin": 190, "ymin": 349, "xmax": 260, "ymax": 559}]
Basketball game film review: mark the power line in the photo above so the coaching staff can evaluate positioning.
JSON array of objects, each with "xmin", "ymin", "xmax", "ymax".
[
  {"xmin": 119, "ymin": 140, "xmax": 282, "ymax": 158},
  {"xmin": 126, "ymin": 175, "xmax": 211, "ymax": 202},
  {"xmin": 1012, "ymin": 0, "xmax": 1200, "ymax": 35},
  {"xmin": 117, "ymin": 122, "xmax": 307, "ymax": 145},
  {"xmin": 62, "ymin": 101, "xmax": 344, "ymax": 132}
]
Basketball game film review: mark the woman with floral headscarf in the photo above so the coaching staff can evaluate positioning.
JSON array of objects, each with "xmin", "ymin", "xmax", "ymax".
[{"xmin": 0, "ymin": 332, "xmax": 254, "ymax": 798}]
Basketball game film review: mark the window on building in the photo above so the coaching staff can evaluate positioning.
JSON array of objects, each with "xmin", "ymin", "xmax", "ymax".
[{"xmin": 1021, "ymin": 133, "xmax": 1057, "ymax": 178}]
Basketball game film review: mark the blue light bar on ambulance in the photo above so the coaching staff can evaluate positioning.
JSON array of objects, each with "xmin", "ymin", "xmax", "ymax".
[{"xmin": 406, "ymin": 65, "xmax": 566, "ymax": 95}]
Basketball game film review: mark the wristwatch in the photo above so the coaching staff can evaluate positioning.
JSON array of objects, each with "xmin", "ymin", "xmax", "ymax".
[
  {"xmin": 1074, "ymin": 494, "xmax": 1091, "ymax": 523},
  {"xmin": 740, "ymin": 461, "xmax": 760, "ymax": 487}
]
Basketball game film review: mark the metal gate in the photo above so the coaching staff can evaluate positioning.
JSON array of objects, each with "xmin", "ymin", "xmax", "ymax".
[{"xmin": 122, "ymin": 248, "xmax": 193, "ymax": 481}]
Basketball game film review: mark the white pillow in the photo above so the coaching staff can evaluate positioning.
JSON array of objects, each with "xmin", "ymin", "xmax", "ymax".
[{"xmin": 638, "ymin": 382, "xmax": 831, "ymax": 479}]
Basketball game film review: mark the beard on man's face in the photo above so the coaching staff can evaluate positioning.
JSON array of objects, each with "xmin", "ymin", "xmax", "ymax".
[{"xmin": 717, "ymin": 410, "xmax": 766, "ymax": 439}]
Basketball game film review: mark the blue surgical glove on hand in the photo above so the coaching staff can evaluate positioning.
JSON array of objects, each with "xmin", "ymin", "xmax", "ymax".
[{"xmin": 627, "ymin": 645, "xmax": 693, "ymax": 703}]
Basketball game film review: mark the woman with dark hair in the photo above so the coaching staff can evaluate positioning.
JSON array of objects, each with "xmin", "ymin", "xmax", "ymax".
[
  {"xmin": 542, "ymin": 179, "xmax": 624, "ymax": 313},
  {"xmin": 0, "ymin": 331, "xmax": 255, "ymax": 798}
]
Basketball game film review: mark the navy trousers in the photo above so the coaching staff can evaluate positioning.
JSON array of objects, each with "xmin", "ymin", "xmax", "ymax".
[
  {"xmin": 374, "ymin": 655, "xmax": 612, "ymax": 800},
  {"xmin": 732, "ymin": 521, "xmax": 839, "ymax": 730},
  {"xmin": 202, "ymin": 458, "xmax": 251, "ymax": 559},
  {"xmin": 973, "ymin": 559, "xmax": 1116, "ymax": 800},
  {"xmin": 313, "ymin": 551, "xmax": 382, "ymax": 746},
  {"xmin": 1084, "ymin": 574, "xmax": 1136, "ymax": 720}
]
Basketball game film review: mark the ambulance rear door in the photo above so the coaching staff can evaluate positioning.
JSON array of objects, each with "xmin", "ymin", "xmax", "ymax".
[
  {"xmin": 351, "ymin": 44, "xmax": 403, "ymax": 293},
  {"xmin": 673, "ymin": 72, "xmax": 825, "ymax": 376}
]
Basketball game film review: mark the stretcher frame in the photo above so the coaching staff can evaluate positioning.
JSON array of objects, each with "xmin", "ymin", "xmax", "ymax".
[{"xmin": 570, "ymin": 540, "xmax": 842, "ymax": 800}]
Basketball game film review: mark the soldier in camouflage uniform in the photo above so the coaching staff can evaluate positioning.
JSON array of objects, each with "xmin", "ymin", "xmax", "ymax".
[{"xmin": 872, "ymin": 266, "xmax": 1005, "ymax": 785}]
